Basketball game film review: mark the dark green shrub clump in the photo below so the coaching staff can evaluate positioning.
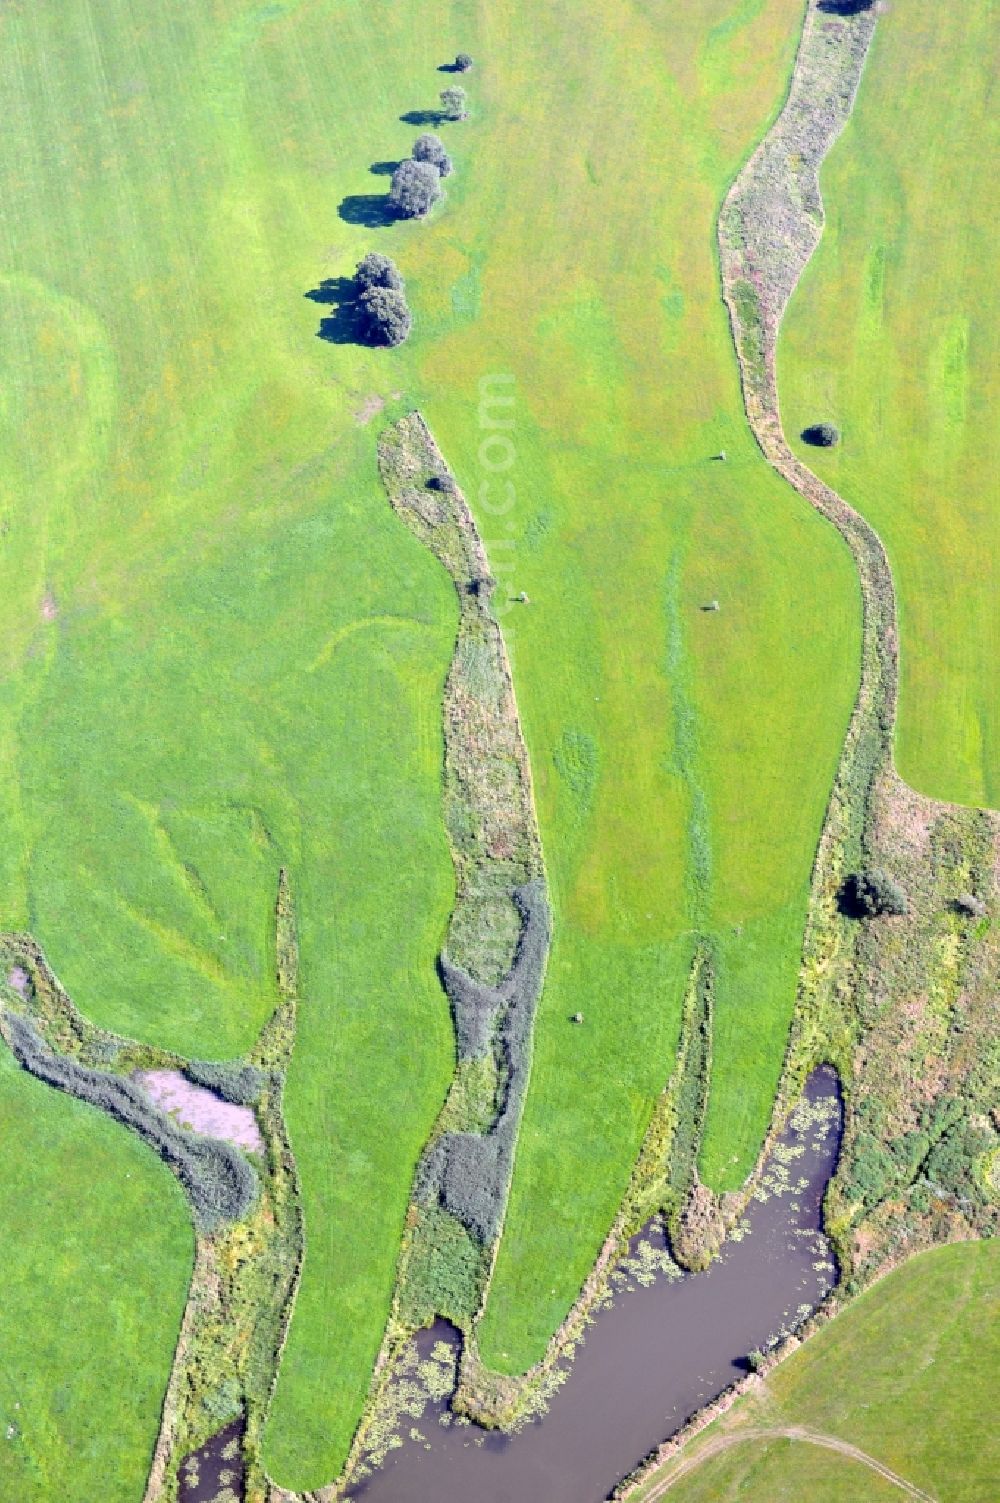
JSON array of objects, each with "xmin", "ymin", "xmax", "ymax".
[
  {"xmin": 355, "ymin": 251, "xmax": 404, "ymax": 293},
  {"xmin": 439, "ymin": 85, "xmax": 468, "ymax": 121},
  {"xmin": 802, "ymin": 421, "xmax": 840, "ymax": 447},
  {"xmin": 389, "ymin": 158, "xmax": 442, "ymax": 219},
  {"xmin": 454, "ymin": 53, "xmax": 473, "ymax": 72},
  {"xmin": 358, "ymin": 285, "xmax": 412, "ymax": 347},
  {"xmin": 413, "ymin": 133, "xmax": 453, "ymax": 178},
  {"xmin": 841, "ymin": 869, "xmax": 908, "ymax": 919}
]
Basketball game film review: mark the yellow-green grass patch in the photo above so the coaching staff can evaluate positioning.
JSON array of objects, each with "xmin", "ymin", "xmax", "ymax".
[{"xmin": 0, "ymin": 1041, "xmax": 193, "ymax": 1501}]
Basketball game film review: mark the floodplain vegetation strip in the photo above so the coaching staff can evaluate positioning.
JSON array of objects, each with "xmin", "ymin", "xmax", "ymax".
[{"xmin": 338, "ymin": 411, "xmax": 553, "ymax": 1486}]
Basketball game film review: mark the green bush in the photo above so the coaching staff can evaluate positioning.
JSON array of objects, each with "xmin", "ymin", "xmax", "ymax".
[
  {"xmin": 802, "ymin": 421, "xmax": 841, "ymax": 447},
  {"xmin": 184, "ymin": 1059, "xmax": 265, "ymax": 1106},
  {"xmin": 842, "ymin": 869, "xmax": 908, "ymax": 918}
]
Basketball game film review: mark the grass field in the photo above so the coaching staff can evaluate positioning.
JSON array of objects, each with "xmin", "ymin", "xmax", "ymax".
[
  {"xmin": 780, "ymin": 0, "xmax": 999, "ymax": 809},
  {"xmin": 0, "ymin": 0, "xmax": 861, "ymax": 1485},
  {"xmin": 0, "ymin": 1040, "xmax": 193, "ymax": 1500},
  {"xmin": 0, "ymin": 1, "xmax": 461, "ymax": 1488},
  {"xmin": 636, "ymin": 1239, "xmax": 999, "ymax": 1503},
  {"xmin": 426, "ymin": 0, "xmax": 861, "ymax": 1371}
]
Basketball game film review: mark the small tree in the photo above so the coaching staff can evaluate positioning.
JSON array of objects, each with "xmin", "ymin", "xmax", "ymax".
[
  {"xmin": 389, "ymin": 158, "xmax": 442, "ymax": 218},
  {"xmin": 802, "ymin": 421, "xmax": 840, "ymax": 447},
  {"xmin": 413, "ymin": 133, "xmax": 453, "ymax": 178},
  {"xmin": 355, "ymin": 252, "xmax": 404, "ymax": 293},
  {"xmin": 440, "ymin": 85, "xmax": 468, "ymax": 120},
  {"xmin": 358, "ymin": 285, "xmax": 412, "ymax": 347},
  {"xmin": 842, "ymin": 869, "xmax": 908, "ymax": 919},
  {"xmin": 454, "ymin": 52, "xmax": 473, "ymax": 71}
]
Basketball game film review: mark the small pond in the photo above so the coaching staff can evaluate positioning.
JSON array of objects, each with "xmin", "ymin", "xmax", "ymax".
[{"xmin": 346, "ymin": 1066, "xmax": 842, "ymax": 1503}]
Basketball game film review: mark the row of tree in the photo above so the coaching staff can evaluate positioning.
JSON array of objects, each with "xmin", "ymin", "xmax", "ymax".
[{"xmin": 362, "ymin": 55, "xmax": 474, "ymax": 345}]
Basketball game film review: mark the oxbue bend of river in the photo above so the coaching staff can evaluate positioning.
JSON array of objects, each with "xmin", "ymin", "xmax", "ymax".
[{"xmin": 347, "ymin": 1067, "xmax": 843, "ymax": 1503}]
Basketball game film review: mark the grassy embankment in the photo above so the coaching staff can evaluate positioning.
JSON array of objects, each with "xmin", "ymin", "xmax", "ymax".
[
  {"xmin": 0, "ymin": 1043, "xmax": 193, "ymax": 1501},
  {"xmin": 780, "ymin": 0, "xmax": 999, "ymax": 808},
  {"xmin": 0, "ymin": 1, "xmax": 462, "ymax": 1487},
  {"xmin": 633, "ymin": 1239, "xmax": 999, "ymax": 1503}
]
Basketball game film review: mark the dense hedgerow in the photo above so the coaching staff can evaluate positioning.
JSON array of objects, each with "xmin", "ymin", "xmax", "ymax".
[
  {"xmin": 5, "ymin": 1012, "xmax": 258, "ymax": 1229},
  {"xmin": 183, "ymin": 1058, "xmax": 266, "ymax": 1107},
  {"xmin": 398, "ymin": 1204, "xmax": 487, "ymax": 1328},
  {"xmin": 438, "ymin": 957, "xmax": 501, "ymax": 1059}
]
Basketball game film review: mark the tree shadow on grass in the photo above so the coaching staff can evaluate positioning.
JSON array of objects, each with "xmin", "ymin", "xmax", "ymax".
[
  {"xmin": 338, "ymin": 192, "xmax": 397, "ymax": 227},
  {"xmin": 817, "ymin": 0, "xmax": 875, "ymax": 13},
  {"xmin": 835, "ymin": 876, "xmax": 868, "ymax": 920},
  {"xmin": 369, "ymin": 159, "xmax": 400, "ymax": 177},
  {"xmin": 306, "ymin": 278, "xmax": 373, "ymax": 347},
  {"xmin": 400, "ymin": 108, "xmax": 447, "ymax": 127}
]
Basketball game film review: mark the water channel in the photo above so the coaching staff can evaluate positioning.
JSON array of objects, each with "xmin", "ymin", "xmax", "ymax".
[{"xmin": 346, "ymin": 1066, "xmax": 842, "ymax": 1503}]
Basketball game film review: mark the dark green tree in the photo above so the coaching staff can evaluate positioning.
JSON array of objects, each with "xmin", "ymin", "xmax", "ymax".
[
  {"xmin": 454, "ymin": 52, "xmax": 474, "ymax": 71},
  {"xmin": 389, "ymin": 158, "xmax": 442, "ymax": 218},
  {"xmin": 358, "ymin": 285, "xmax": 412, "ymax": 346},
  {"xmin": 842, "ymin": 869, "xmax": 908, "ymax": 919},
  {"xmin": 440, "ymin": 85, "xmax": 468, "ymax": 120},
  {"xmin": 802, "ymin": 421, "xmax": 840, "ymax": 447},
  {"xmin": 355, "ymin": 252, "xmax": 404, "ymax": 293},
  {"xmin": 413, "ymin": 133, "xmax": 453, "ymax": 178}
]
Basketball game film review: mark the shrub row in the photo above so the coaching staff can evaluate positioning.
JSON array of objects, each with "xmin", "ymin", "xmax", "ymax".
[
  {"xmin": 351, "ymin": 61, "xmax": 473, "ymax": 346},
  {"xmin": 4, "ymin": 1011, "xmax": 258, "ymax": 1230}
]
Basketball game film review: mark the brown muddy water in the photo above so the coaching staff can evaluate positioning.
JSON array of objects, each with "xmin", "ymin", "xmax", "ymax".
[{"xmin": 346, "ymin": 1067, "xmax": 842, "ymax": 1503}]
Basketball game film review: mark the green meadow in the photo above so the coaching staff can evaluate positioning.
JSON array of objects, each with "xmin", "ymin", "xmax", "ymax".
[
  {"xmin": 642, "ymin": 1239, "xmax": 1000, "ymax": 1503},
  {"xmin": 431, "ymin": 0, "xmax": 860, "ymax": 1372},
  {"xmin": 0, "ymin": 0, "xmax": 862, "ymax": 1486},
  {"xmin": 0, "ymin": 0, "xmax": 459, "ymax": 1488},
  {"xmin": 0, "ymin": 1042, "xmax": 192, "ymax": 1500},
  {"xmin": 781, "ymin": 0, "xmax": 999, "ymax": 808}
]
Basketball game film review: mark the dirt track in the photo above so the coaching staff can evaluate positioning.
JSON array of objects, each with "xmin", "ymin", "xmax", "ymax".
[{"xmin": 639, "ymin": 1425, "xmax": 937, "ymax": 1502}]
